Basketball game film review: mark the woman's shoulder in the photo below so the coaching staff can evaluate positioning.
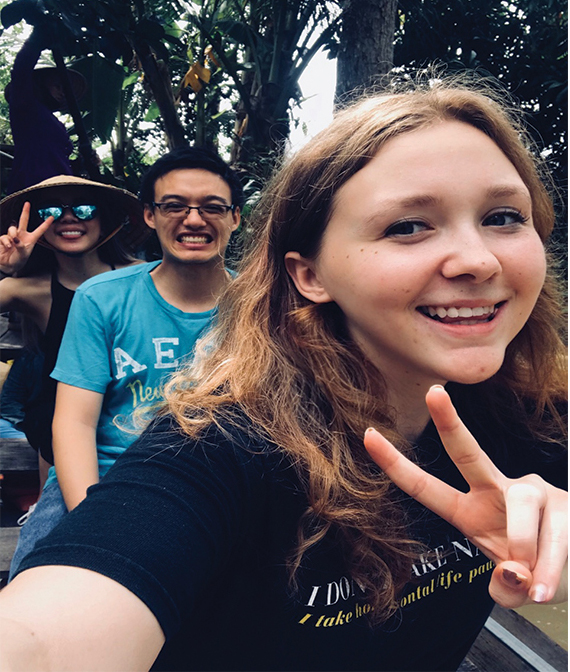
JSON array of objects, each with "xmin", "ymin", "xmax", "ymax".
[
  {"xmin": 3, "ymin": 272, "xmax": 50, "ymax": 293},
  {"xmin": 1, "ymin": 273, "xmax": 51, "ymax": 317},
  {"xmin": 107, "ymin": 410, "xmax": 295, "ymax": 502},
  {"xmin": 139, "ymin": 409, "xmax": 276, "ymax": 458},
  {"xmin": 122, "ymin": 409, "xmax": 289, "ymax": 479}
]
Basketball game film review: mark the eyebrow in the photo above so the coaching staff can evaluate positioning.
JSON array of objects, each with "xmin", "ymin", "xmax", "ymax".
[
  {"xmin": 394, "ymin": 194, "xmax": 440, "ymax": 209},
  {"xmin": 159, "ymin": 193, "xmax": 229, "ymax": 204},
  {"xmin": 358, "ymin": 184, "xmax": 532, "ymax": 229},
  {"xmin": 360, "ymin": 195, "xmax": 440, "ymax": 222},
  {"xmin": 485, "ymin": 185, "xmax": 531, "ymax": 202},
  {"xmin": 366, "ymin": 185, "xmax": 531, "ymax": 214}
]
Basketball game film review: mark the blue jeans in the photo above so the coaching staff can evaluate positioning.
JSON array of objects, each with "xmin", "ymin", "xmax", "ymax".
[
  {"xmin": 9, "ymin": 481, "xmax": 67, "ymax": 581},
  {"xmin": 0, "ymin": 418, "xmax": 26, "ymax": 439}
]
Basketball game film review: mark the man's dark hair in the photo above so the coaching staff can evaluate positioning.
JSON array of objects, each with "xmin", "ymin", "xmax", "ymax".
[{"xmin": 139, "ymin": 146, "xmax": 244, "ymax": 209}]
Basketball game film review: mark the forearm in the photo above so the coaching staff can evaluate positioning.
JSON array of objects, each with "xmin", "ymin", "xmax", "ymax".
[
  {"xmin": 52, "ymin": 417, "xmax": 99, "ymax": 510},
  {"xmin": 52, "ymin": 384, "xmax": 104, "ymax": 510},
  {"xmin": 0, "ymin": 276, "xmax": 17, "ymax": 313},
  {"xmin": 11, "ymin": 34, "xmax": 42, "ymax": 79}
]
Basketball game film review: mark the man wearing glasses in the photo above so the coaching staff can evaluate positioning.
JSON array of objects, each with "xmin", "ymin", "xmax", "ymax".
[{"xmin": 9, "ymin": 147, "xmax": 243, "ymax": 578}]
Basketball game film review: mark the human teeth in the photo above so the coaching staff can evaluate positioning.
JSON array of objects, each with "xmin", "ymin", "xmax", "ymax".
[
  {"xmin": 422, "ymin": 305, "xmax": 496, "ymax": 319},
  {"xmin": 60, "ymin": 231, "xmax": 82, "ymax": 237},
  {"xmin": 180, "ymin": 235, "xmax": 208, "ymax": 243}
]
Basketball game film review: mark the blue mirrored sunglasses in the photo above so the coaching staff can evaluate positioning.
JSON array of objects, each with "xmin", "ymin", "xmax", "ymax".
[{"xmin": 37, "ymin": 204, "xmax": 98, "ymax": 221}]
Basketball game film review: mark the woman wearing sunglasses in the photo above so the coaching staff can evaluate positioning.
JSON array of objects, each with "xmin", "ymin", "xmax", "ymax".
[{"xmin": 0, "ymin": 175, "xmax": 147, "ymax": 481}]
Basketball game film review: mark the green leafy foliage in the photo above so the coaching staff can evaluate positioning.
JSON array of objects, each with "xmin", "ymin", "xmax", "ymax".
[
  {"xmin": 1, "ymin": 0, "xmax": 565, "ymax": 251},
  {"xmin": 70, "ymin": 55, "xmax": 126, "ymax": 142},
  {"xmin": 0, "ymin": 0, "xmax": 343, "ymax": 189}
]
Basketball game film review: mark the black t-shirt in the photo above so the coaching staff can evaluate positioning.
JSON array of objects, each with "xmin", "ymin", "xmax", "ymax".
[
  {"xmin": 22, "ymin": 273, "xmax": 75, "ymax": 463},
  {"xmin": 19, "ymin": 390, "xmax": 566, "ymax": 671}
]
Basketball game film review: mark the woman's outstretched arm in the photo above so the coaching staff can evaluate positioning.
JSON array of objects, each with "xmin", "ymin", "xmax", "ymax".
[{"xmin": 0, "ymin": 565, "xmax": 165, "ymax": 671}]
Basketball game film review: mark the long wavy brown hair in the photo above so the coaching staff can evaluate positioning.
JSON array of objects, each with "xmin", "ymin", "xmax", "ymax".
[{"xmin": 162, "ymin": 78, "xmax": 567, "ymax": 621}]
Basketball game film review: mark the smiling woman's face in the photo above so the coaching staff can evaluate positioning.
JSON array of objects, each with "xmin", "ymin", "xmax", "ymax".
[
  {"xmin": 287, "ymin": 120, "xmax": 546, "ymax": 392},
  {"xmin": 36, "ymin": 187, "xmax": 102, "ymax": 253}
]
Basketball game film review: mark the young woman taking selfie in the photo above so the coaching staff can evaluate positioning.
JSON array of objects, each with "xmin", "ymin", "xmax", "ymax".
[{"xmin": 1, "ymin": 78, "xmax": 566, "ymax": 672}]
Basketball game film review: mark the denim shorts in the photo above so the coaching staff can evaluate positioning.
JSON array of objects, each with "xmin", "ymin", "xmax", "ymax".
[{"xmin": 9, "ymin": 480, "xmax": 67, "ymax": 581}]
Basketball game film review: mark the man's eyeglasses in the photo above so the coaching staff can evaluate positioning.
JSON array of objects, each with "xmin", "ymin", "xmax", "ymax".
[
  {"xmin": 152, "ymin": 202, "xmax": 234, "ymax": 219},
  {"xmin": 38, "ymin": 204, "xmax": 98, "ymax": 222}
]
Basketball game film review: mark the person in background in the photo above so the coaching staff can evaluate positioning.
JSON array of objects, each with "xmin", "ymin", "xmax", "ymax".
[
  {"xmin": 4, "ymin": 26, "xmax": 87, "ymax": 194},
  {"xmin": 0, "ymin": 175, "xmax": 147, "ymax": 485},
  {"xmin": 0, "ymin": 79, "xmax": 566, "ymax": 672},
  {"xmin": 0, "ymin": 348, "xmax": 43, "ymax": 440},
  {"xmin": 7, "ymin": 146, "xmax": 243, "ymax": 579}
]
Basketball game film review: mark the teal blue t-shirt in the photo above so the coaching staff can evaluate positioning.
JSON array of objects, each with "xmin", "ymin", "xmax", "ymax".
[{"xmin": 48, "ymin": 261, "xmax": 218, "ymax": 485}]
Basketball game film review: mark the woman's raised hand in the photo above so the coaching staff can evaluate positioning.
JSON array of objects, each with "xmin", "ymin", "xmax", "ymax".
[
  {"xmin": 364, "ymin": 385, "xmax": 568, "ymax": 608},
  {"xmin": 0, "ymin": 202, "xmax": 54, "ymax": 274}
]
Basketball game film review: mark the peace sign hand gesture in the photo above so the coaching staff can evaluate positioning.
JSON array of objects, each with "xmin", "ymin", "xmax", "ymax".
[
  {"xmin": 364, "ymin": 385, "xmax": 568, "ymax": 608},
  {"xmin": 0, "ymin": 202, "xmax": 54, "ymax": 275}
]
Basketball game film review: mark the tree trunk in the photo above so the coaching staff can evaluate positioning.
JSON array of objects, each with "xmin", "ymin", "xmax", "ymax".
[
  {"xmin": 134, "ymin": 41, "xmax": 187, "ymax": 150},
  {"xmin": 335, "ymin": 0, "xmax": 398, "ymax": 105},
  {"xmin": 230, "ymin": 66, "xmax": 290, "ymax": 176}
]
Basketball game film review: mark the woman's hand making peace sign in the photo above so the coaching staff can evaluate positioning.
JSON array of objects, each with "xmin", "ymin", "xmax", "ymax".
[
  {"xmin": 0, "ymin": 202, "xmax": 54, "ymax": 275},
  {"xmin": 364, "ymin": 385, "xmax": 568, "ymax": 608}
]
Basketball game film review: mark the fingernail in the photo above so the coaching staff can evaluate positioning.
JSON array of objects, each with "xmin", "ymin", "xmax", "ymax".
[
  {"xmin": 530, "ymin": 584, "xmax": 548, "ymax": 603},
  {"xmin": 503, "ymin": 568, "xmax": 526, "ymax": 586},
  {"xmin": 365, "ymin": 427, "xmax": 376, "ymax": 434},
  {"xmin": 431, "ymin": 384, "xmax": 445, "ymax": 390}
]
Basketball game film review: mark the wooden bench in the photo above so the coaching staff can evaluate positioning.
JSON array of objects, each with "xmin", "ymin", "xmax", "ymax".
[
  {"xmin": 459, "ymin": 605, "xmax": 567, "ymax": 671},
  {"xmin": 0, "ymin": 439, "xmax": 567, "ymax": 670},
  {"xmin": 0, "ymin": 313, "xmax": 25, "ymax": 362},
  {"xmin": 0, "ymin": 528, "xmax": 19, "ymax": 580},
  {"xmin": 1, "ymin": 438, "xmax": 39, "ymax": 471}
]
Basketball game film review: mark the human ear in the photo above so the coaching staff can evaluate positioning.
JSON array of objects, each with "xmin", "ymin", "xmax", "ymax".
[
  {"xmin": 143, "ymin": 206, "xmax": 156, "ymax": 230},
  {"xmin": 284, "ymin": 251, "xmax": 333, "ymax": 304},
  {"xmin": 230, "ymin": 207, "xmax": 241, "ymax": 232}
]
